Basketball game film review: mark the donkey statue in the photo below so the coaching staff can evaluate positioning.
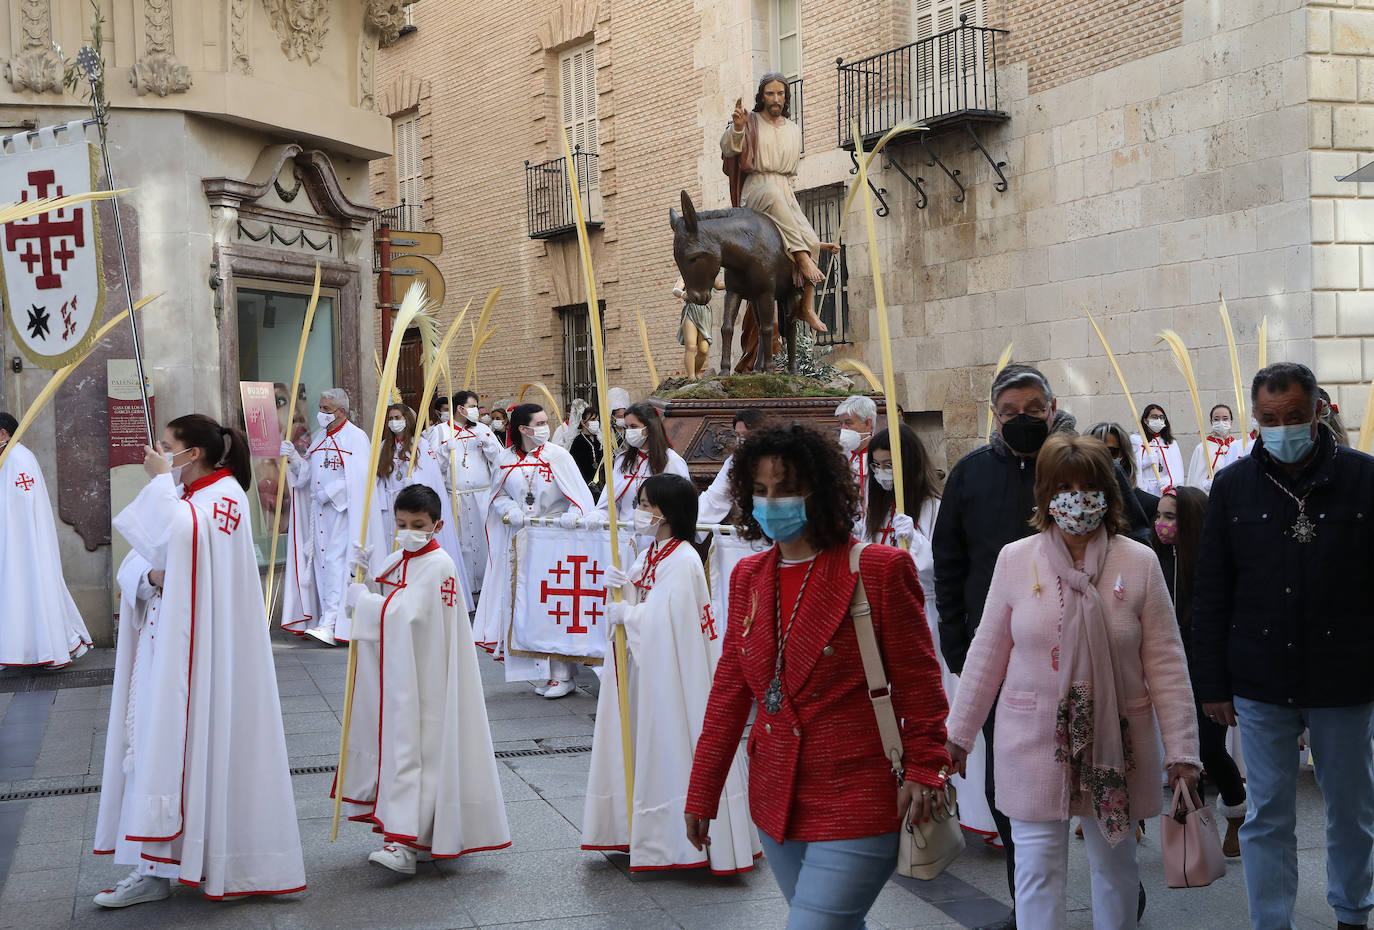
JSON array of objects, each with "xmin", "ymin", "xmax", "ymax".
[{"xmin": 670, "ymin": 190, "xmax": 799, "ymax": 374}]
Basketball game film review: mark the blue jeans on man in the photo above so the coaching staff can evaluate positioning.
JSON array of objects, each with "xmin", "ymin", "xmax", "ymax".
[{"xmin": 1234, "ymin": 696, "xmax": 1374, "ymax": 929}]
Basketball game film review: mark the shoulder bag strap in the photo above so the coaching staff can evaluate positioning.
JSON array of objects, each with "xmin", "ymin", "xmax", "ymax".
[{"xmin": 849, "ymin": 542, "xmax": 905, "ymax": 782}]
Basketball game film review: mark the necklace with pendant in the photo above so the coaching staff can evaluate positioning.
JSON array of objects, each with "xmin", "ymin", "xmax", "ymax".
[
  {"xmin": 1264, "ymin": 472, "xmax": 1317, "ymax": 543},
  {"xmin": 765, "ymin": 557, "xmax": 818, "ymax": 715}
]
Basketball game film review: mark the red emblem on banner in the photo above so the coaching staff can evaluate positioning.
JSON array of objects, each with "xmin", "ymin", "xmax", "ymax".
[
  {"xmin": 212, "ymin": 498, "xmax": 241, "ymax": 535},
  {"xmin": 6, "ymin": 170, "xmax": 84, "ymax": 291},
  {"xmin": 14, "ymin": 472, "xmax": 34, "ymax": 491},
  {"xmin": 539, "ymin": 555, "xmax": 607, "ymax": 635}
]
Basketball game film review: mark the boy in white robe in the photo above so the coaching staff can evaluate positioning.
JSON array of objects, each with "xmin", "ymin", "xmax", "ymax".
[
  {"xmin": 583, "ymin": 474, "xmax": 761, "ymax": 873},
  {"xmin": 0, "ymin": 413, "xmax": 92, "ymax": 667},
  {"xmin": 337, "ymin": 485, "xmax": 510, "ymax": 874},
  {"xmin": 432, "ymin": 390, "xmax": 503, "ymax": 596},
  {"xmin": 95, "ymin": 415, "xmax": 304, "ymax": 906}
]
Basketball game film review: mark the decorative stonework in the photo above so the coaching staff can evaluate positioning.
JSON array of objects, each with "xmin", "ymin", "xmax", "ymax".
[
  {"xmin": 5, "ymin": 0, "xmax": 63, "ymax": 94},
  {"xmin": 379, "ymin": 72, "xmax": 429, "ymax": 117},
  {"xmin": 363, "ymin": 0, "xmax": 406, "ymax": 48},
  {"xmin": 130, "ymin": 0, "xmax": 192, "ymax": 95},
  {"xmin": 535, "ymin": 0, "xmax": 599, "ymax": 52},
  {"xmin": 230, "ymin": 0, "xmax": 253, "ymax": 74},
  {"xmin": 358, "ymin": 32, "xmax": 378, "ymax": 111},
  {"xmin": 262, "ymin": 0, "xmax": 331, "ymax": 65}
]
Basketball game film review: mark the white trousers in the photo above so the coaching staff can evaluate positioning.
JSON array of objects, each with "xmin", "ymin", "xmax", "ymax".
[{"xmin": 1010, "ymin": 818, "xmax": 1139, "ymax": 930}]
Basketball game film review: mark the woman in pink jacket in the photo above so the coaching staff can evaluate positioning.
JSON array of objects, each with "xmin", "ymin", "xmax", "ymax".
[{"xmin": 946, "ymin": 434, "xmax": 1201, "ymax": 930}]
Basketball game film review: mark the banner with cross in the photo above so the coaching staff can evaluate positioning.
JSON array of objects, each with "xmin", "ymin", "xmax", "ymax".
[
  {"xmin": 508, "ymin": 523, "xmax": 637, "ymax": 665},
  {"xmin": 0, "ymin": 127, "xmax": 106, "ymax": 369}
]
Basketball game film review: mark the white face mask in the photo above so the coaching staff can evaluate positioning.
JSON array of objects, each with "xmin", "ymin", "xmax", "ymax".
[
  {"xmin": 838, "ymin": 428, "xmax": 863, "ymax": 453},
  {"xmin": 1147, "ymin": 417, "xmax": 1166, "ymax": 434},
  {"xmin": 1211, "ymin": 419, "xmax": 1232, "ymax": 437},
  {"xmin": 527, "ymin": 425, "xmax": 550, "ymax": 446},
  {"xmin": 395, "ymin": 528, "xmax": 431, "ymax": 553},
  {"xmin": 480, "ymin": 415, "xmax": 492, "ymax": 425},
  {"xmin": 388, "ymin": 418, "xmax": 406, "ymax": 435},
  {"xmin": 439, "ymin": 411, "xmax": 451, "ymax": 423},
  {"xmin": 874, "ymin": 467, "xmax": 895, "ymax": 490},
  {"xmin": 491, "ymin": 419, "xmax": 504, "ymax": 431},
  {"xmin": 614, "ymin": 417, "xmax": 626, "ymax": 430},
  {"xmin": 464, "ymin": 406, "xmax": 480, "ymax": 423},
  {"xmin": 587, "ymin": 420, "xmax": 601, "ymax": 435},
  {"xmin": 633, "ymin": 509, "xmax": 662, "ymax": 535},
  {"xmin": 164, "ymin": 447, "xmax": 191, "ymax": 486},
  {"xmin": 625, "ymin": 427, "xmax": 647, "ymax": 449},
  {"xmin": 317, "ymin": 411, "xmax": 335, "ymax": 429}
]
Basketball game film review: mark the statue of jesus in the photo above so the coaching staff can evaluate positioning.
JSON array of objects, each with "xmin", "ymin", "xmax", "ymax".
[{"xmin": 721, "ymin": 73, "xmax": 840, "ymax": 335}]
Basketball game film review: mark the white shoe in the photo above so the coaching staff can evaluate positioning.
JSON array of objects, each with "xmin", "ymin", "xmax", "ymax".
[
  {"xmin": 533, "ymin": 679, "xmax": 558, "ymax": 696},
  {"xmin": 94, "ymin": 870, "xmax": 172, "ymax": 908},
  {"xmin": 543, "ymin": 678, "xmax": 575, "ymax": 700},
  {"xmin": 368, "ymin": 844, "xmax": 417, "ymax": 875},
  {"xmin": 305, "ymin": 626, "xmax": 337, "ymax": 646}
]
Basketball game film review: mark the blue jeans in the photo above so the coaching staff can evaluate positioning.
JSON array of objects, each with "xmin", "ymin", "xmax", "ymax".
[
  {"xmin": 758, "ymin": 830, "xmax": 898, "ymax": 930},
  {"xmin": 1234, "ymin": 696, "xmax": 1374, "ymax": 929}
]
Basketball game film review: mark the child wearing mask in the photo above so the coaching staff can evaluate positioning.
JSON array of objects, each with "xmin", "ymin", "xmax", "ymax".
[
  {"xmin": 1187, "ymin": 404, "xmax": 1244, "ymax": 491},
  {"xmin": 1131, "ymin": 403, "xmax": 1185, "ymax": 495}
]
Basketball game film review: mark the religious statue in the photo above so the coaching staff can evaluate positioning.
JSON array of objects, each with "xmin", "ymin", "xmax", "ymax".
[{"xmin": 674, "ymin": 275, "xmax": 723, "ymax": 380}]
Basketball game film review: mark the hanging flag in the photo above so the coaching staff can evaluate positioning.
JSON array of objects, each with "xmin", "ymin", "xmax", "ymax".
[{"xmin": 0, "ymin": 123, "xmax": 106, "ymax": 369}]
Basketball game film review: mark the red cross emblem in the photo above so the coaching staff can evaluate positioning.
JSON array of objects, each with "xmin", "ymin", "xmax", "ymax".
[
  {"xmin": 323, "ymin": 453, "xmax": 343, "ymax": 471},
  {"xmin": 879, "ymin": 524, "xmax": 894, "ymax": 545},
  {"xmin": 700, "ymin": 604, "xmax": 719, "ymax": 641},
  {"xmin": 539, "ymin": 555, "xmax": 606, "ymax": 635},
  {"xmin": 5, "ymin": 169, "xmax": 85, "ymax": 290},
  {"xmin": 212, "ymin": 498, "xmax": 241, "ymax": 535},
  {"xmin": 14, "ymin": 472, "xmax": 34, "ymax": 492},
  {"xmin": 441, "ymin": 577, "xmax": 458, "ymax": 607}
]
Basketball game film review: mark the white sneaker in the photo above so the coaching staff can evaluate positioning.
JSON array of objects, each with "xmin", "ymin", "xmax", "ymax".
[
  {"xmin": 368, "ymin": 843, "xmax": 417, "ymax": 875},
  {"xmin": 543, "ymin": 678, "xmax": 575, "ymax": 700},
  {"xmin": 305, "ymin": 626, "xmax": 337, "ymax": 646},
  {"xmin": 533, "ymin": 679, "xmax": 558, "ymax": 696},
  {"xmin": 94, "ymin": 870, "xmax": 172, "ymax": 908}
]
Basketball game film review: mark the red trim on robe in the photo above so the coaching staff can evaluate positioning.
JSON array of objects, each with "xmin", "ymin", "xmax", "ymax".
[{"xmin": 180, "ymin": 468, "xmax": 234, "ymax": 498}]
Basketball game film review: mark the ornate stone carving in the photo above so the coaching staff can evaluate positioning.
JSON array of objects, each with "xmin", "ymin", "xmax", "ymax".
[
  {"xmin": 358, "ymin": 32, "xmax": 378, "ymax": 112},
  {"xmin": 230, "ymin": 0, "xmax": 253, "ymax": 74},
  {"xmin": 5, "ymin": 0, "xmax": 63, "ymax": 94},
  {"xmin": 262, "ymin": 0, "xmax": 331, "ymax": 65},
  {"xmin": 210, "ymin": 205, "xmax": 240, "ymax": 246},
  {"xmin": 130, "ymin": 0, "xmax": 192, "ymax": 95},
  {"xmin": 363, "ymin": 0, "xmax": 406, "ymax": 48}
]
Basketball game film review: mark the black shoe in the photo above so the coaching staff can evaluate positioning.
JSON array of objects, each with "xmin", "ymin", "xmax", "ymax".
[
  {"xmin": 976, "ymin": 911, "xmax": 1016, "ymax": 930},
  {"xmin": 1137, "ymin": 882, "xmax": 1146, "ymax": 922}
]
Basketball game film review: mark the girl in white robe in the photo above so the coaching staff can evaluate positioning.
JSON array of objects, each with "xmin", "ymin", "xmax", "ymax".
[
  {"xmin": 432, "ymin": 390, "xmax": 504, "ymax": 595},
  {"xmin": 584, "ymin": 474, "xmax": 761, "ymax": 873},
  {"xmin": 338, "ymin": 485, "xmax": 510, "ymax": 874},
  {"xmin": 863, "ymin": 426, "xmax": 999, "ymax": 843},
  {"xmin": 96, "ymin": 415, "xmax": 304, "ymax": 907},
  {"xmin": 595, "ymin": 404, "xmax": 690, "ymax": 552},
  {"xmin": 1131, "ymin": 403, "xmax": 1186, "ymax": 495},
  {"xmin": 1187, "ymin": 404, "xmax": 1245, "ymax": 491}
]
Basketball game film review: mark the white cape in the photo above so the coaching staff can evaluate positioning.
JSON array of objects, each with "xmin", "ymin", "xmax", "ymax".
[
  {"xmin": 339, "ymin": 543, "xmax": 510, "ymax": 856},
  {"xmin": 97, "ymin": 471, "xmax": 305, "ymax": 897},
  {"xmin": 582, "ymin": 541, "xmax": 760, "ymax": 873},
  {"xmin": 0, "ymin": 443, "xmax": 91, "ymax": 666}
]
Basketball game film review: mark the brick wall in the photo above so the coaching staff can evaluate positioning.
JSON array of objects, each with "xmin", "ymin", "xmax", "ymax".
[{"xmin": 1001, "ymin": 0, "xmax": 1183, "ymax": 95}]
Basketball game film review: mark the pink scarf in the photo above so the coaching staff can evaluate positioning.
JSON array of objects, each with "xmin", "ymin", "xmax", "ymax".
[{"xmin": 1044, "ymin": 528, "xmax": 1134, "ymax": 846}]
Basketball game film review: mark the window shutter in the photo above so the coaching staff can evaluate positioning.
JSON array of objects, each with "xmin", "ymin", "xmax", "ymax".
[
  {"xmin": 393, "ymin": 113, "xmax": 424, "ymax": 227},
  {"xmin": 560, "ymin": 43, "xmax": 598, "ymax": 189}
]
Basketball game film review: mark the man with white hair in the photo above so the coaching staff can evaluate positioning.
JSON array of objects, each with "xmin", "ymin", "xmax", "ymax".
[
  {"xmin": 280, "ymin": 388, "xmax": 372, "ymax": 645},
  {"xmin": 835, "ymin": 394, "xmax": 877, "ymax": 524}
]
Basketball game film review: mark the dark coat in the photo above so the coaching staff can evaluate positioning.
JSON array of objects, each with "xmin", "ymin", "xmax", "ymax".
[
  {"xmin": 932, "ymin": 414, "xmax": 1151, "ymax": 673},
  {"xmin": 1191, "ymin": 428, "xmax": 1374, "ymax": 708}
]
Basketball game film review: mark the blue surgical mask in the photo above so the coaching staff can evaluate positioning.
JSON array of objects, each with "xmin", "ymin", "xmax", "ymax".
[
  {"xmin": 752, "ymin": 495, "xmax": 809, "ymax": 543},
  {"xmin": 1260, "ymin": 421, "xmax": 1316, "ymax": 464}
]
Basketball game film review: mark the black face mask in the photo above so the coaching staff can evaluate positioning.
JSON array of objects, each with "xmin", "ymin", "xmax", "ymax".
[{"xmin": 1001, "ymin": 413, "xmax": 1050, "ymax": 455}]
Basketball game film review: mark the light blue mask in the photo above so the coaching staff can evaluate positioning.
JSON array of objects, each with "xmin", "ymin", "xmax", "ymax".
[
  {"xmin": 1260, "ymin": 421, "xmax": 1315, "ymax": 464},
  {"xmin": 753, "ymin": 495, "xmax": 809, "ymax": 543}
]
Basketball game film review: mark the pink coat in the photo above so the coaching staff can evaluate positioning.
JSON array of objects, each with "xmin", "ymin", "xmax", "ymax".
[{"xmin": 946, "ymin": 531, "xmax": 1201, "ymax": 823}]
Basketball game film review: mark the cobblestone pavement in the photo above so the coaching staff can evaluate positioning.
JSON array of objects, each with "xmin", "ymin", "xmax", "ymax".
[{"xmin": 0, "ymin": 633, "xmax": 1343, "ymax": 929}]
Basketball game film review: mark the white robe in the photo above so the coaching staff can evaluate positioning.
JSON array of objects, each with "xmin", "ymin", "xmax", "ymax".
[
  {"xmin": 595, "ymin": 449, "xmax": 692, "ymax": 513},
  {"xmin": 848, "ymin": 447, "xmax": 871, "ymax": 532},
  {"xmin": 470, "ymin": 441, "xmax": 594, "ymax": 681},
  {"xmin": 282, "ymin": 420, "xmax": 371, "ymax": 640},
  {"xmin": 1131, "ymin": 434, "xmax": 1186, "ymax": 495},
  {"xmin": 339, "ymin": 542, "xmax": 510, "ymax": 856},
  {"xmin": 366, "ymin": 439, "xmax": 474, "ymax": 611},
  {"xmin": 864, "ymin": 497, "xmax": 999, "ymax": 841},
  {"xmin": 97, "ymin": 470, "xmax": 305, "ymax": 897},
  {"xmin": 0, "ymin": 443, "xmax": 91, "ymax": 666},
  {"xmin": 1187, "ymin": 435, "xmax": 1245, "ymax": 491},
  {"xmin": 428, "ymin": 420, "xmax": 502, "ymax": 592},
  {"xmin": 583, "ymin": 540, "xmax": 760, "ymax": 873},
  {"xmin": 697, "ymin": 454, "xmax": 735, "ymax": 526}
]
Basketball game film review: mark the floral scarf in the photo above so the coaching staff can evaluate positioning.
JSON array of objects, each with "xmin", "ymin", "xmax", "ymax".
[{"xmin": 1045, "ymin": 528, "xmax": 1134, "ymax": 846}]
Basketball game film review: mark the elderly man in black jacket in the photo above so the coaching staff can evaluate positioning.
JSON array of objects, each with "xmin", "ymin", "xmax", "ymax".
[
  {"xmin": 1193, "ymin": 362, "xmax": 1374, "ymax": 930},
  {"xmin": 932, "ymin": 363, "xmax": 1150, "ymax": 930}
]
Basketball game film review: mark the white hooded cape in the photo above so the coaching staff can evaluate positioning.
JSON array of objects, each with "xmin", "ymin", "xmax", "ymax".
[
  {"xmin": 0, "ymin": 442, "xmax": 91, "ymax": 666},
  {"xmin": 96, "ymin": 470, "xmax": 305, "ymax": 897},
  {"xmin": 338, "ymin": 541, "xmax": 510, "ymax": 856},
  {"xmin": 582, "ymin": 540, "xmax": 760, "ymax": 873}
]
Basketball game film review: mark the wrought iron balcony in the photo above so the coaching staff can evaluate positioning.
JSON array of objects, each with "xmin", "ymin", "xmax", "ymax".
[
  {"xmin": 789, "ymin": 77, "xmax": 805, "ymax": 153},
  {"xmin": 836, "ymin": 17, "xmax": 1009, "ymax": 149},
  {"xmin": 525, "ymin": 148, "xmax": 602, "ymax": 240},
  {"xmin": 377, "ymin": 201, "xmax": 422, "ymax": 231}
]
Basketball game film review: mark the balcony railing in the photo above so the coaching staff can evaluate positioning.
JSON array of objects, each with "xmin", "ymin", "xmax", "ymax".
[
  {"xmin": 525, "ymin": 148, "xmax": 602, "ymax": 240},
  {"xmin": 789, "ymin": 77, "xmax": 804, "ymax": 153},
  {"xmin": 837, "ymin": 18, "xmax": 1009, "ymax": 148},
  {"xmin": 377, "ymin": 201, "xmax": 422, "ymax": 231}
]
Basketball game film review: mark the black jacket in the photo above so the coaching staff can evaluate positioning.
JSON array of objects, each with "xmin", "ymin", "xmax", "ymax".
[
  {"xmin": 932, "ymin": 415, "xmax": 1151, "ymax": 673},
  {"xmin": 1191, "ymin": 428, "xmax": 1374, "ymax": 708}
]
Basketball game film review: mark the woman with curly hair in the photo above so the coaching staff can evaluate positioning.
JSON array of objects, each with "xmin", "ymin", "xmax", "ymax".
[{"xmin": 685, "ymin": 424, "xmax": 951, "ymax": 927}]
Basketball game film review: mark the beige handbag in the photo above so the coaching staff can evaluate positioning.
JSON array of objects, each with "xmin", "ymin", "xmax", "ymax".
[
  {"xmin": 848, "ymin": 543, "xmax": 965, "ymax": 880},
  {"xmin": 1161, "ymin": 781, "xmax": 1227, "ymax": 888}
]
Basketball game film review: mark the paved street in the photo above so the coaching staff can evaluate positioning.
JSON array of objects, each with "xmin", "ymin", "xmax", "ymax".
[{"xmin": 0, "ymin": 632, "xmax": 1344, "ymax": 929}]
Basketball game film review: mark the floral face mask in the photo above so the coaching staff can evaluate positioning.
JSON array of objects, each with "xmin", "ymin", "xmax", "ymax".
[{"xmin": 1048, "ymin": 489, "xmax": 1108, "ymax": 536}]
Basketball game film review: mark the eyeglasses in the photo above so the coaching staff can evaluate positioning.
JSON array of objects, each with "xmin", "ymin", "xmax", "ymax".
[{"xmin": 995, "ymin": 406, "xmax": 1049, "ymax": 423}]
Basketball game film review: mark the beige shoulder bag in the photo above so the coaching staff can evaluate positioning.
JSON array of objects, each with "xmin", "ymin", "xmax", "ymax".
[{"xmin": 848, "ymin": 542, "xmax": 964, "ymax": 880}]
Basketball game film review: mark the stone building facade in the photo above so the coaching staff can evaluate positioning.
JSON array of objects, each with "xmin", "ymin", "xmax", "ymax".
[{"xmin": 1, "ymin": 0, "xmax": 399, "ymax": 640}]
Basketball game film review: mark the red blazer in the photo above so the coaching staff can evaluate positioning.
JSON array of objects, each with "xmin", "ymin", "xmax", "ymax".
[{"xmin": 685, "ymin": 541, "xmax": 950, "ymax": 843}]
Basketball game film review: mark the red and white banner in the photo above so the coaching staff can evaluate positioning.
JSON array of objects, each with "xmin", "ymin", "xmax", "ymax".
[
  {"xmin": 509, "ymin": 523, "xmax": 636, "ymax": 665},
  {"xmin": 0, "ymin": 126, "xmax": 105, "ymax": 369},
  {"xmin": 707, "ymin": 530, "xmax": 769, "ymax": 641}
]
